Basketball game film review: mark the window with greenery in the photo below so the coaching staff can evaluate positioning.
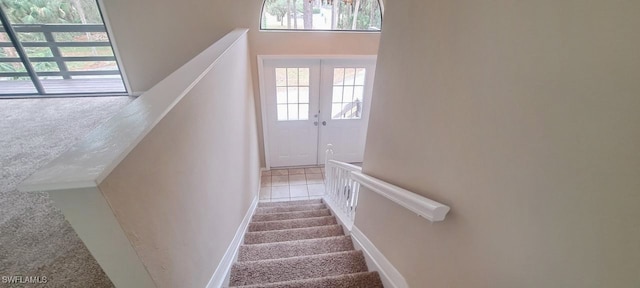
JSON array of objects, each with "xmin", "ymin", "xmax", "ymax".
[
  {"xmin": 261, "ymin": 0, "xmax": 382, "ymax": 31},
  {"xmin": 0, "ymin": 0, "xmax": 127, "ymax": 96}
]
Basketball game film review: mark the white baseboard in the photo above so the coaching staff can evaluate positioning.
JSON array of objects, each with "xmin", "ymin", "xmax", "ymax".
[
  {"xmin": 351, "ymin": 226, "xmax": 409, "ymax": 288},
  {"xmin": 206, "ymin": 195, "xmax": 259, "ymax": 288}
]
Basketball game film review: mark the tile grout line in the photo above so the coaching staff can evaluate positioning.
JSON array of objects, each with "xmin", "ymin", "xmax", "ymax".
[{"xmin": 260, "ymin": 166, "xmax": 326, "ymax": 202}]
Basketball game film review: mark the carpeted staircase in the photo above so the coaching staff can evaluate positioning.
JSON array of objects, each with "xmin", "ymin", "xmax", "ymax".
[{"xmin": 228, "ymin": 199, "xmax": 384, "ymax": 287}]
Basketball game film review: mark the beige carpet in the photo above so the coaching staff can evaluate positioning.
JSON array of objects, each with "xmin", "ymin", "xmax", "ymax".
[
  {"xmin": 229, "ymin": 199, "xmax": 383, "ymax": 287},
  {"xmin": 0, "ymin": 96, "xmax": 134, "ymax": 287}
]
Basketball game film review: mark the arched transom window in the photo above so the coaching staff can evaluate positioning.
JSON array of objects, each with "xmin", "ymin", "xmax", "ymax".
[{"xmin": 261, "ymin": 0, "xmax": 383, "ymax": 31}]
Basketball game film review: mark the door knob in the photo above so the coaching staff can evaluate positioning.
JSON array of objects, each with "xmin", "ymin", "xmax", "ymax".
[
  {"xmin": 322, "ymin": 121, "xmax": 327, "ymax": 126},
  {"xmin": 314, "ymin": 121, "xmax": 318, "ymax": 126}
]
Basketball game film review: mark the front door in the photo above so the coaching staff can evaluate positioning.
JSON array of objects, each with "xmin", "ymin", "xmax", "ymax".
[
  {"xmin": 262, "ymin": 57, "xmax": 376, "ymax": 168},
  {"xmin": 318, "ymin": 59, "xmax": 376, "ymax": 164}
]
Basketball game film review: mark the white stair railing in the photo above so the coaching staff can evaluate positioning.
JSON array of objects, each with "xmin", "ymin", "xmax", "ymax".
[
  {"xmin": 323, "ymin": 144, "xmax": 451, "ymax": 230},
  {"xmin": 324, "ymin": 144, "xmax": 362, "ymax": 230}
]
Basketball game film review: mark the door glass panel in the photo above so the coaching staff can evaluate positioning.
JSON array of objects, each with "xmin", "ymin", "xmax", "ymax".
[
  {"xmin": 287, "ymin": 87, "xmax": 299, "ymax": 102},
  {"xmin": 333, "ymin": 68, "xmax": 344, "ymax": 85},
  {"xmin": 275, "ymin": 67, "xmax": 310, "ymax": 121},
  {"xmin": 299, "ymin": 87, "xmax": 309, "ymax": 102},
  {"xmin": 344, "ymin": 68, "xmax": 356, "ymax": 85},
  {"xmin": 275, "ymin": 68, "xmax": 287, "ymax": 86},
  {"xmin": 331, "ymin": 67, "xmax": 366, "ymax": 119},
  {"xmin": 287, "ymin": 103, "xmax": 298, "ymax": 120},
  {"xmin": 277, "ymin": 104, "xmax": 288, "ymax": 121},
  {"xmin": 299, "ymin": 68, "xmax": 309, "ymax": 85},
  {"xmin": 343, "ymin": 86, "xmax": 354, "ymax": 102},
  {"xmin": 287, "ymin": 68, "xmax": 298, "ymax": 85},
  {"xmin": 332, "ymin": 86, "xmax": 343, "ymax": 102},
  {"xmin": 276, "ymin": 87, "xmax": 287, "ymax": 103},
  {"xmin": 355, "ymin": 68, "xmax": 366, "ymax": 85},
  {"xmin": 354, "ymin": 86, "xmax": 364, "ymax": 101},
  {"xmin": 299, "ymin": 103, "xmax": 309, "ymax": 119}
]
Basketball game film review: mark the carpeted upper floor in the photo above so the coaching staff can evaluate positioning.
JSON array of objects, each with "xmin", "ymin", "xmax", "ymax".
[{"xmin": 0, "ymin": 96, "xmax": 134, "ymax": 288}]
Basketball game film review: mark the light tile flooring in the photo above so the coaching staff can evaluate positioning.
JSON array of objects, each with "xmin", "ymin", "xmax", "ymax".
[{"xmin": 260, "ymin": 167, "xmax": 326, "ymax": 202}]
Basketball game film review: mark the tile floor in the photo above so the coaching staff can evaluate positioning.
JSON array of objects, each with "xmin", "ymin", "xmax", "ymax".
[{"xmin": 260, "ymin": 167, "xmax": 326, "ymax": 202}]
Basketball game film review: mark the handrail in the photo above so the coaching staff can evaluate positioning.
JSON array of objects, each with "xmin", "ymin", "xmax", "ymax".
[
  {"xmin": 351, "ymin": 172, "xmax": 450, "ymax": 222},
  {"xmin": 323, "ymin": 144, "xmax": 450, "ymax": 224},
  {"xmin": 328, "ymin": 159, "xmax": 362, "ymax": 172}
]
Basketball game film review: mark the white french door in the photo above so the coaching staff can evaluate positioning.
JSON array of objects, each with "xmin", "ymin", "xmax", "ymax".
[{"xmin": 262, "ymin": 57, "xmax": 376, "ymax": 168}]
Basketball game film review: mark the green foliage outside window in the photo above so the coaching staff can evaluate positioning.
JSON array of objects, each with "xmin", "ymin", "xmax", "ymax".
[
  {"xmin": 0, "ymin": 0, "xmax": 112, "ymax": 76},
  {"xmin": 262, "ymin": 0, "xmax": 382, "ymax": 31}
]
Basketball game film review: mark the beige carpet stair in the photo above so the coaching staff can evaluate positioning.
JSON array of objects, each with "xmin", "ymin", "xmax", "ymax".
[
  {"xmin": 229, "ymin": 199, "xmax": 383, "ymax": 287},
  {"xmin": 248, "ymin": 216, "xmax": 337, "ymax": 232}
]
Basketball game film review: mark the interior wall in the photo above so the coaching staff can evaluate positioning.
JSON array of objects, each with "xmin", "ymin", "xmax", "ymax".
[
  {"xmin": 98, "ymin": 35, "xmax": 259, "ymax": 287},
  {"xmin": 357, "ymin": 0, "xmax": 640, "ymax": 287},
  {"xmin": 101, "ymin": 0, "xmax": 381, "ymax": 165}
]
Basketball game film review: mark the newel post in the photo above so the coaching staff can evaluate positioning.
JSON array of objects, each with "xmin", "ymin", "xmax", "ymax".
[{"xmin": 324, "ymin": 144, "xmax": 334, "ymax": 191}]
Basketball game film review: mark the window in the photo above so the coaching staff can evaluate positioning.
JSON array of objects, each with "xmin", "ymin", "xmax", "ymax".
[
  {"xmin": 261, "ymin": 0, "xmax": 382, "ymax": 31},
  {"xmin": 275, "ymin": 67, "xmax": 310, "ymax": 121},
  {"xmin": 0, "ymin": 0, "xmax": 127, "ymax": 96},
  {"xmin": 331, "ymin": 67, "xmax": 365, "ymax": 119}
]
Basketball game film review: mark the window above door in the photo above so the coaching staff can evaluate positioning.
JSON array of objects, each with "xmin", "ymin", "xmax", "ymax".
[{"xmin": 261, "ymin": 0, "xmax": 383, "ymax": 32}]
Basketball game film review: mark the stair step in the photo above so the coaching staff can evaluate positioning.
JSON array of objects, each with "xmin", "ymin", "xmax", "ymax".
[
  {"xmin": 238, "ymin": 235, "xmax": 354, "ymax": 262},
  {"xmin": 252, "ymin": 209, "xmax": 331, "ymax": 222},
  {"xmin": 248, "ymin": 216, "xmax": 337, "ymax": 232},
  {"xmin": 229, "ymin": 250, "xmax": 368, "ymax": 286},
  {"xmin": 230, "ymin": 272, "xmax": 384, "ymax": 288},
  {"xmin": 258, "ymin": 199, "xmax": 323, "ymax": 208},
  {"xmin": 255, "ymin": 204, "xmax": 326, "ymax": 215},
  {"xmin": 244, "ymin": 225, "xmax": 344, "ymax": 245}
]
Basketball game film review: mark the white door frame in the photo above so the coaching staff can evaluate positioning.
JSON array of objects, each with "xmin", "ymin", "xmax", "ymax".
[{"xmin": 258, "ymin": 55, "xmax": 377, "ymax": 170}]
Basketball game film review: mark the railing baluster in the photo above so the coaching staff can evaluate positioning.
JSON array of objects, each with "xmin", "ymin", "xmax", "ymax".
[
  {"xmin": 42, "ymin": 27, "xmax": 71, "ymax": 80},
  {"xmin": 323, "ymin": 145, "xmax": 363, "ymax": 229}
]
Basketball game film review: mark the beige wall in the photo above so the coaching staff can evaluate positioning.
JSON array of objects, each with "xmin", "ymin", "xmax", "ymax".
[
  {"xmin": 101, "ymin": 0, "xmax": 381, "ymax": 164},
  {"xmin": 98, "ymin": 35, "xmax": 259, "ymax": 287},
  {"xmin": 357, "ymin": 0, "xmax": 640, "ymax": 287}
]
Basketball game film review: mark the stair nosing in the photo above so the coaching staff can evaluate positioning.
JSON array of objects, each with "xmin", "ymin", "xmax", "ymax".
[
  {"xmin": 244, "ymin": 224, "xmax": 342, "ymax": 236},
  {"xmin": 232, "ymin": 249, "xmax": 363, "ymax": 266},
  {"xmin": 254, "ymin": 204, "xmax": 327, "ymax": 214},
  {"xmin": 240, "ymin": 235, "xmax": 352, "ymax": 248},
  {"xmin": 248, "ymin": 216, "xmax": 337, "ymax": 232},
  {"xmin": 229, "ymin": 271, "xmax": 381, "ymax": 288},
  {"xmin": 251, "ymin": 209, "xmax": 332, "ymax": 222},
  {"xmin": 250, "ymin": 215, "xmax": 335, "ymax": 225},
  {"xmin": 257, "ymin": 199, "xmax": 324, "ymax": 207},
  {"xmin": 237, "ymin": 235, "xmax": 354, "ymax": 262}
]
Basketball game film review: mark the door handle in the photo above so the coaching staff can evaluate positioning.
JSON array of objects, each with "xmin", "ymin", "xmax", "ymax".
[
  {"xmin": 322, "ymin": 121, "xmax": 327, "ymax": 126},
  {"xmin": 314, "ymin": 121, "xmax": 318, "ymax": 126}
]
